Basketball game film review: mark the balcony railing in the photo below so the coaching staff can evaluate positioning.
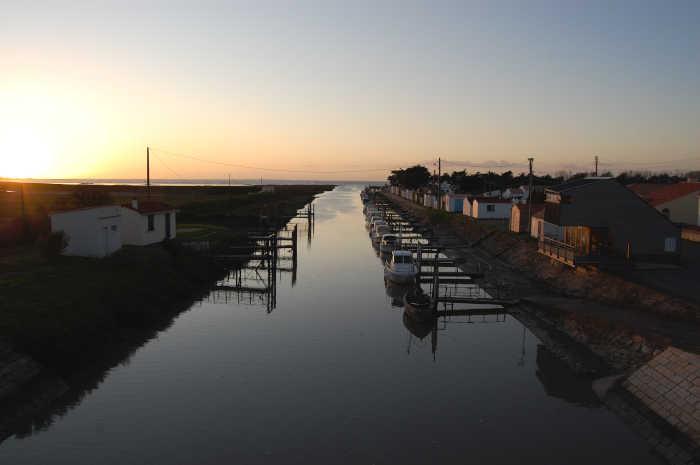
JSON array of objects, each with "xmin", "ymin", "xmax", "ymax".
[{"xmin": 538, "ymin": 237, "xmax": 575, "ymax": 266}]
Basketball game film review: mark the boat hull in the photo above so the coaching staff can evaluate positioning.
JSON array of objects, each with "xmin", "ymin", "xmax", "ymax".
[{"xmin": 384, "ymin": 266, "xmax": 417, "ymax": 284}]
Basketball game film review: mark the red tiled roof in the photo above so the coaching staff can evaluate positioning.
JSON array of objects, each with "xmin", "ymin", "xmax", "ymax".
[
  {"xmin": 628, "ymin": 183, "xmax": 700, "ymax": 206},
  {"xmin": 122, "ymin": 200, "xmax": 176, "ymax": 214}
]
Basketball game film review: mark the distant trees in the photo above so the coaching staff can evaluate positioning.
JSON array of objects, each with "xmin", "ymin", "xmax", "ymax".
[
  {"xmin": 387, "ymin": 164, "xmax": 696, "ymax": 192},
  {"xmin": 388, "ymin": 165, "xmax": 431, "ymax": 189}
]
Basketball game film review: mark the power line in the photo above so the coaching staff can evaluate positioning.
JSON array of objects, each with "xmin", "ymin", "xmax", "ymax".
[
  {"xmin": 150, "ymin": 147, "xmax": 401, "ymax": 174},
  {"xmin": 152, "ymin": 152, "xmax": 183, "ymax": 179}
]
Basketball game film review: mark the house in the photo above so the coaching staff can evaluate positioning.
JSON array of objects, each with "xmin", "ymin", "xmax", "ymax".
[
  {"xmin": 462, "ymin": 196, "xmax": 473, "ymax": 217},
  {"xmin": 539, "ymin": 178, "xmax": 680, "ymax": 266},
  {"xmin": 628, "ymin": 182, "xmax": 700, "ymax": 225},
  {"xmin": 423, "ymin": 193, "xmax": 439, "ymax": 209},
  {"xmin": 121, "ymin": 200, "xmax": 178, "ymax": 246},
  {"xmin": 442, "ymin": 193, "xmax": 470, "ymax": 213},
  {"xmin": 503, "ymin": 187, "xmax": 528, "ymax": 204},
  {"xmin": 49, "ymin": 206, "xmax": 122, "ymax": 258},
  {"xmin": 510, "ymin": 203, "xmax": 544, "ymax": 234},
  {"xmin": 471, "ymin": 198, "xmax": 512, "ymax": 220}
]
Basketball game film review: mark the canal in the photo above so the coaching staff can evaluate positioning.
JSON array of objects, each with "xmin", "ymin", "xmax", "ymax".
[{"xmin": 0, "ymin": 185, "xmax": 663, "ymax": 464}]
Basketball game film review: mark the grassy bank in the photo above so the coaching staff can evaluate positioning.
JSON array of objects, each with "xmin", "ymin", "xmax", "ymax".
[{"xmin": 0, "ymin": 184, "xmax": 333, "ymax": 372}]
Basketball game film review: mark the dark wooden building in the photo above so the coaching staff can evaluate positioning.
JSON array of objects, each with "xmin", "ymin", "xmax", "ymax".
[{"xmin": 539, "ymin": 178, "xmax": 680, "ymax": 266}]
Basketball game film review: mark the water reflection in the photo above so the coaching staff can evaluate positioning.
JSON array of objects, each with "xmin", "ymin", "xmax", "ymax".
[{"xmin": 0, "ymin": 185, "xmax": 664, "ymax": 465}]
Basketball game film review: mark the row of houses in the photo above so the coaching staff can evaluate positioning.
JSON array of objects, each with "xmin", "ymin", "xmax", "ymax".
[
  {"xmin": 390, "ymin": 178, "xmax": 687, "ymax": 267},
  {"xmin": 49, "ymin": 200, "xmax": 178, "ymax": 258}
]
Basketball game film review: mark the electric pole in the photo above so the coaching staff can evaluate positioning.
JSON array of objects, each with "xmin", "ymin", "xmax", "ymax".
[
  {"xmin": 146, "ymin": 146, "xmax": 151, "ymax": 198},
  {"xmin": 438, "ymin": 156, "xmax": 442, "ymax": 208},
  {"xmin": 527, "ymin": 157, "xmax": 534, "ymax": 235},
  {"xmin": 594, "ymin": 156, "xmax": 599, "ymax": 177}
]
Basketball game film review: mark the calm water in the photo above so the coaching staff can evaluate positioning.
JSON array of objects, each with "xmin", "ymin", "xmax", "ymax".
[{"xmin": 1, "ymin": 185, "xmax": 661, "ymax": 464}]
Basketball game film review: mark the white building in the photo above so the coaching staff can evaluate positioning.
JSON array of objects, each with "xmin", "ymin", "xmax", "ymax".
[
  {"xmin": 471, "ymin": 198, "xmax": 512, "ymax": 220},
  {"xmin": 443, "ymin": 193, "xmax": 470, "ymax": 213},
  {"xmin": 49, "ymin": 206, "xmax": 122, "ymax": 258},
  {"xmin": 503, "ymin": 187, "xmax": 528, "ymax": 204},
  {"xmin": 121, "ymin": 200, "xmax": 178, "ymax": 246},
  {"xmin": 462, "ymin": 197, "xmax": 473, "ymax": 217}
]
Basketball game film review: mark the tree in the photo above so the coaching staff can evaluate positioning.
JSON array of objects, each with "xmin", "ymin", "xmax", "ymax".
[{"xmin": 388, "ymin": 165, "xmax": 431, "ymax": 189}]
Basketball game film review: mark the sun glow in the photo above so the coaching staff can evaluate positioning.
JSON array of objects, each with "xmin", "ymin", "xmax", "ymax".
[{"xmin": 0, "ymin": 125, "xmax": 55, "ymax": 178}]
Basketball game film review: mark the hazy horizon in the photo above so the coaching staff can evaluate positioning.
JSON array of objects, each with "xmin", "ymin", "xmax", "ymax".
[{"xmin": 2, "ymin": 1, "xmax": 699, "ymax": 180}]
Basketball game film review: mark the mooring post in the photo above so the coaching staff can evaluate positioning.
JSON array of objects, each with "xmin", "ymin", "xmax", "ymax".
[
  {"xmin": 416, "ymin": 246, "xmax": 422, "ymax": 282},
  {"xmin": 431, "ymin": 248, "xmax": 440, "ymax": 313}
]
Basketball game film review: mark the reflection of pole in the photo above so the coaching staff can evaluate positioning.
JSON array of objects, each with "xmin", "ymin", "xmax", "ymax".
[
  {"xmin": 431, "ymin": 322, "xmax": 438, "ymax": 362},
  {"xmin": 517, "ymin": 326, "xmax": 526, "ymax": 367}
]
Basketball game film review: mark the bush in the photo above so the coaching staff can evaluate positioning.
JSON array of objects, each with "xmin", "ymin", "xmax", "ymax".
[{"xmin": 39, "ymin": 231, "xmax": 68, "ymax": 258}]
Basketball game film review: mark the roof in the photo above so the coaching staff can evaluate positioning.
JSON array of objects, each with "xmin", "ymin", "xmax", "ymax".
[
  {"xmin": 512, "ymin": 203, "xmax": 544, "ymax": 212},
  {"xmin": 547, "ymin": 177, "xmax": 613, "ymax": 193},
  {"xmin": 628, "ymin": 182, "xmax": 700, "ymax": 206},
  {"xmin": 122, "ymin": 200, "xmax": 177, "ymax": 214},
  {"xmin": 472, "ymin": 197, "xmax": 512, "ymax": 204}
]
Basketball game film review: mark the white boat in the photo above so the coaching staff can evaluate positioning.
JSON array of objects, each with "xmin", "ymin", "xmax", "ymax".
[
  {"xmin": 369, "ymin": 219, "xmax": 387, "ymax": 238},
  {"xmin": 384, "ymin": 250, "xmax": 418, "ymax": 284},
  {"xmin": 372, "ymin": 224, "xmax": 391, "ymax": 244},
  {"xmin": 379, "ymin": 233, "xmax": 399, "ymax": 254}
]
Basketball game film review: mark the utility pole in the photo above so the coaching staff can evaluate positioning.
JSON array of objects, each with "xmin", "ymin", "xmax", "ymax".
[
  {"xmin": 146, "ymin": 146, "xmax": 151, "ymax": 198},
  {"xmin": 594, "ymin": 156, "xmax": 599, "ymax": 177},
  {"xmin": 438, "ymin": 156, "xmax": 442, "ymax": 208},
  {"xmin": 527, "ymin": 157, "xmax": 534, "ymax": 235}
]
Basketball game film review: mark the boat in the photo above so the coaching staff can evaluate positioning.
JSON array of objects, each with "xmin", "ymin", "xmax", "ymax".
[
  {"xmin": 379, "ymin": 233, "xmax": 399, "ymax": 254},
  {"xmin": 403, "ymin": 288, "xmax": 434, "ymax": 321},
  {"xmin": 384, "ymin": 250, "xmax": 418, "ymax": 284},
  {"xmin": 372, "ymin": 224, "xmax": 391, "ymax": 244}
]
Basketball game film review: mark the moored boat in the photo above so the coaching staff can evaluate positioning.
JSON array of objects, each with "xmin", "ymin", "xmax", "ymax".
[
  {"xmin": 403, "ymin": 288, "xmax": 433, "ymax": 321},
  {"xmin": 384, "ymin": 250, "xmax": 417, "ymax": 284}
]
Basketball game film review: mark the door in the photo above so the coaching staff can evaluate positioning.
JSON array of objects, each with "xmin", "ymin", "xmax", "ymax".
[{"xmin": 165, "ymin": 213, "xmax": 171, "ymax": 239}]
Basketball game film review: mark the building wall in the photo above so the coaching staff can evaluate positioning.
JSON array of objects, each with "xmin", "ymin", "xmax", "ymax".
[
  {"xmin": 462, "ymin": 199, "xmax": 472, "ymax": 217},
  {"xmin": 558, "ymin": 181, "xmax": 680, "ymax": 257},
  {"xmin": 121, "ymin": 208, "xmax": 177, "ymax": 246},
  {"xmin": 50, "ymin": 206, "xmax": 122, "ymax": 258},
  {"xmin": 656, "ymin": 194, "xmax": 700, "ymax": 225},
  {"xmin": 473, "ymin": 200, "xmax": 511, "ymax": 219}
]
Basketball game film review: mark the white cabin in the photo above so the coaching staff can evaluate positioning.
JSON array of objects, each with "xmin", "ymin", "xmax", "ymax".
[
  {"xmin": 50, "ymin": 206, "xmax": 122, "ymax": 258},
  {"xmin": 471, "ymin": 198, "xmax": 512, "ymax": 219},
  {"xmin": 121, "ymin": 200, "xmax": 178, "ymax": 246}
]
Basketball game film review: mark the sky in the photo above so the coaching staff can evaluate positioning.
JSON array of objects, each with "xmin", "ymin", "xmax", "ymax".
[{"xmin": 1, "ymin": 0, "xmax": 699, "ymax": 181}]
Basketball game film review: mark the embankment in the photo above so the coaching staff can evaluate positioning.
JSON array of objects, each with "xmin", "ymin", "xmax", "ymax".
[{"xmin": 381, "ymin": 192, "xmax": 699, "ymax": 322}]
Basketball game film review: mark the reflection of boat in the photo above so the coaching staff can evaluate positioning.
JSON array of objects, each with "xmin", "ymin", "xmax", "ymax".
[
  {"xmin": 385, "ymin": 279, "xmax": 414, "ymax": 307},
  {"xmin": 379, "ymin": 233, "xmax": 399, "ymax": 254},
  {"xmin": 402, "ymin": 309, "xmax": 434, "ymax": 339},
  {"xmin": 384, "ymin": 250, "xmax": 417, "ymax": 284},
  {"xmin": 403, "ymin": 288, "xmax": 433, "ymax": 321}
]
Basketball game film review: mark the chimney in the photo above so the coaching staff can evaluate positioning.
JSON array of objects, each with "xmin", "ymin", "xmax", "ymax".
[{"xmin": 131, "ymin": 199, "xmax": 139, "ymax": 210}]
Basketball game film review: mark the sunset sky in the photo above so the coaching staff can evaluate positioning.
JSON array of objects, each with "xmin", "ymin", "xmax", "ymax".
[{"xmin": 2, "ymin": 1, "xmax": 699, "ymax": 181}]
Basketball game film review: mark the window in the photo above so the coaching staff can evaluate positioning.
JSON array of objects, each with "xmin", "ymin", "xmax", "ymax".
[
  {"xmin": 486, "ymin": 204, "xmax": 495, "ymax": 212},
  {"xmin": 147, "ymin": 214, "xmax": 155, "ymax": 231},
  {"xmin": 111, "ymin": 225, "xmax": 118, "ymax": 232},
  {"xmin": 664, "ymin": 237, "xmax": 677, "ymax": 252}
]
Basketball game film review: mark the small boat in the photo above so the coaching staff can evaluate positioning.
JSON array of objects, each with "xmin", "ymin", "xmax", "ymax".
[
  {"xmin": 384, "ymin": 250, "xmax": 418, "ymax": 284},
  {"xmin": 372, "ymin": 224, "xmax": 391, "ymax": 244},
  {"xmin": 379, "ymin": 233, "xmax": 399, "ymax": 254},
  {"xmin": 403, "ymin": 288, "xmax": 434, "ymax": 321}
]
